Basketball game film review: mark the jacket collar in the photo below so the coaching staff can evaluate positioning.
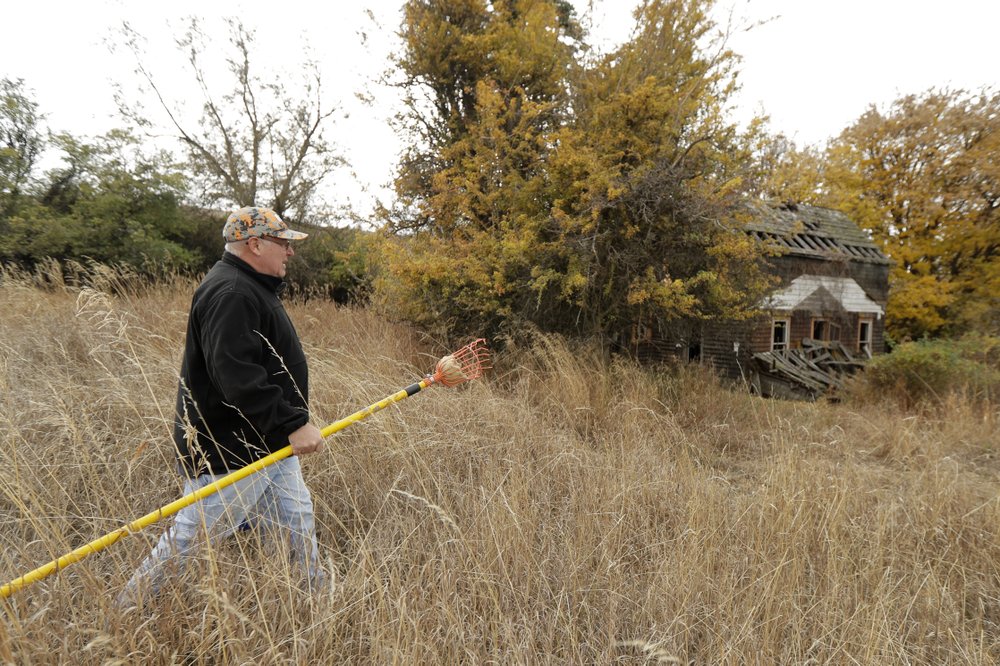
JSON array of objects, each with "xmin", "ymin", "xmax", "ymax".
[{"xmin": 221, "ymin": 252, "xmax": 287, "ymax": 295}]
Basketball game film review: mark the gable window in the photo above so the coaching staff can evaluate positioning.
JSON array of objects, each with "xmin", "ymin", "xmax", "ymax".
[
  {"xmin": 771, "ymin": 319, "xmax": 789, "ymax": 351},
  {"xmin": 811, "ymin": 318, "xmax": 828, "ymax": 341},
  {"xmin": 858, "ymin": 318, "xmax": 873, "ymax": 358}
]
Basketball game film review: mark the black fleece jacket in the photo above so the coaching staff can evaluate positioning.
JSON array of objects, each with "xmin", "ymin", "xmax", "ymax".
[{"xmin": 173, "ymin": 252, "xmax": 310, "ymax": 475}]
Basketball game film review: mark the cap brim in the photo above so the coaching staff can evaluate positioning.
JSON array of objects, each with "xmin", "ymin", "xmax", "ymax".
[{"xmin": 271, "ymin": 229, "xmax": 309, "ymax": 240}]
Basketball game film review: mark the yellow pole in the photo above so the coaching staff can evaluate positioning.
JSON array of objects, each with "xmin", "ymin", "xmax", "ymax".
[{"xmin": 0, "ymin": 378, "xmax": 432, "ymax": 599}]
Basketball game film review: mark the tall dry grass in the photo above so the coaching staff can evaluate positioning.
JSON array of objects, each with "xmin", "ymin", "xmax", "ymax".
[{"xmin": 1, "ymin": 264, "xmax": 999, "ymax": 664}]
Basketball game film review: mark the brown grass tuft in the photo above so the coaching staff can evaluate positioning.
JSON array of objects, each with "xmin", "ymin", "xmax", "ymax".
[{"xmin": 0, "ymin": 265, "xmax": 999, "ymax": 663}]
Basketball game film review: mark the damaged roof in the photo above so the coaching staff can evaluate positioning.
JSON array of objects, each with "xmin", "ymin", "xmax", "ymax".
[{"xmin": 745, "ymin": 201, "xmax": 892, "ymax": 265}]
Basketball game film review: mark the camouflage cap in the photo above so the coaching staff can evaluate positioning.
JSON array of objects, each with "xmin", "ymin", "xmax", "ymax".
[{"xmin": 223, "ymin": 206, "xmax": 309, "ymax": 243}]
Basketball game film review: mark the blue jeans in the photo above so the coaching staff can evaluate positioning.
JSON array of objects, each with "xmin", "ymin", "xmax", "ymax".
[{"xmin": 119, "ymin": 457, "xmax": 325, "ymax": 604}]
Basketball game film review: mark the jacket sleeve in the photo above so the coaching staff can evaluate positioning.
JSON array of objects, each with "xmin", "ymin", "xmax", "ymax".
[{"xmin": 197, "ymin": 292, "xmax": 309, "ymax": 438}]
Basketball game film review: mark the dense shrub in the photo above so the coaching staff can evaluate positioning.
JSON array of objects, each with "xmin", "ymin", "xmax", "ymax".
[
  {"xmin": 864, "ymin": 335, "xmax": 1000, "ymax": 405},
  {"xmin": 1, "ymin": 201, "xmax": 372, "ymax": 303},
  {"xmin": 0, "ymin": 122, "xmax": 371, "ymax": 302}
]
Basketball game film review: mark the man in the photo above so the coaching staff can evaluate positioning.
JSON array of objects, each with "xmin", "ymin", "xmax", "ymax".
[{"xmin": 120, "ymin": 205, "xmax": 327, "ymax": 604}]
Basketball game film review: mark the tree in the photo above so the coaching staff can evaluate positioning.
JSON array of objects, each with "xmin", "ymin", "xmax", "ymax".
[
  {"xmin": 387, "ymin": 0, "xmax": 577, "ymax": 231},
  {"xmin": 0, "ymin": 78, "xmax": 44, "ymax": 221},
  {"xmin": 115, "ymin": 18, "xmax": 343, "ymax": 223},
  {"xmin": 378, "ymin": 0, "xmax": 771, "ymax": 343},
  {"xmin": 376, "ymin": 0, "xmax": 582, "ymax": 336},
  {"xmin": 747, "ymin": 131, "xmax": 824, "ymax": 204},
  {"xmin": 543, "ymin": 0, "xmax": 771, "ymax": 339}
]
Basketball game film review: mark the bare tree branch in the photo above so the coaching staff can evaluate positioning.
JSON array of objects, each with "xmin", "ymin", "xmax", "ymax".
[{"xmin": 114, "ymin": 17, "xmax": 343, "ymax": 221}]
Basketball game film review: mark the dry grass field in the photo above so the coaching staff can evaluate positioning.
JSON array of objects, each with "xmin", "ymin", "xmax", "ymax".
[{"xmin": 1, "ymin": 264, "xmax": 999, "ymax": 664}]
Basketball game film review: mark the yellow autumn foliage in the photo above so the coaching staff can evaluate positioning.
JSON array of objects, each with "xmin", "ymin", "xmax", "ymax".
[{"xmin": 378, "ymin": 0, "xmax": 773, "ymax": 343}]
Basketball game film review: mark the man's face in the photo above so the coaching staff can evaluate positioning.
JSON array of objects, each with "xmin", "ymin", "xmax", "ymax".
[{"xmin": 251, "ymin": 235, "xmax": 295, "ymax": 278}]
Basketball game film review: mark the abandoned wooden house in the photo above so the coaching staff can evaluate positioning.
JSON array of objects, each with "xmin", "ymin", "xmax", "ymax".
[{"xmin": 631, "ymin": 201, "xmax": 892, "ymax": 396}]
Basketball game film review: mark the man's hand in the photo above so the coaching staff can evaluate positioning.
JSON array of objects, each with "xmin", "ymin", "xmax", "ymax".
[{"xmin": 289, "ymin": 423, "xmax": 325, "ymax": 456}]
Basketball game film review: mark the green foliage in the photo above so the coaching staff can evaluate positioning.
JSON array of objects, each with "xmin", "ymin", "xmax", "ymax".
[
  {"xmin": 380, "ymin": 0, "xmax": 771, "ymax": 342},
  {"xmin": 284, "ymin": 225, "xmax": 373, "ymax": 301},
  {"xmin": 865, "ymin": 335, "xmax": 1000, "ymax": 406},
  {"xmin": 1, "ymin": 130, "xmax": 201, "ymax": 273},
  {"xmin": 0, "ymin": 77, "xmax": 44, "ymax": 220},
  {"xmin": 0, "ymin": 82, "xmax": 366, "ymax": 299}
]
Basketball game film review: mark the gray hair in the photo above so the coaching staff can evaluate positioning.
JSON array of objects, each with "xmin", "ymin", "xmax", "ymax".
[{"xmin": 224, "ymin": 240, "xmax": 250, "ymax": 255}]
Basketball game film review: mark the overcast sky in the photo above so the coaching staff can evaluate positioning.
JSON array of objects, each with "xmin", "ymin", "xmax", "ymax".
[{"xmin": 5, "ymin": 0, "xmax": 999, "ymax": 221}]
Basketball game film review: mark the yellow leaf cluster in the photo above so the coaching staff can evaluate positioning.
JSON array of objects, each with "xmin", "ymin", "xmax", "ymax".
[{"xmin": 379, "ymin": 0, "xmax": 772, "ymax": 341}]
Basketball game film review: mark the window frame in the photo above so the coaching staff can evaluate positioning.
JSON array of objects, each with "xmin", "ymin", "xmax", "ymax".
[
  {"xmin": 811, "ymin": 318, "xmax": 828, "ymax": 342},
  {"xmin": 771, "ymin": 318, "xmax": 790, "ymax": 351},
  {"xmin": 858, "ymin": 317, "xmax": 874, "ymax": 358}
]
